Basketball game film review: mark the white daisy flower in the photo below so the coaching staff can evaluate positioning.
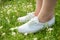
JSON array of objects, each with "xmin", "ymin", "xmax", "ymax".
[
  {"xmin": 14, "ymin": 27, "xmax": 18, "ymax": 29},
  {"xmin": 10, "ymin": 28, "xmax": 15, "ymax": 31},
  {"xmin": 1, "ymin": 11, "xmax": 3, "ymax": 13},
  {"xmin": 27, "ymin": 4, "xmax": 32, "ymax": 8},
  {"xmin": 3, "ymin": 8, "xmax": 6, "ymax": 12},
  {"xmin": 2, "ymin": 33, "xmax": 5, "ymax": 36},
  {"xmin": 56, "ymin": 13, "xmax": 59, "ymax": 16},
  {"xmin": 11, "ymin": 32, "xmax": 16, "ymax": 36},
  {"xmin": 44, "ymin": 36, "xmax": 48, "ymax": 39},
  {"xmin": 9, "ymin": 5, "xmax": 12, "ymax": 7},
  {"xmin": 23, "ymin": 6, "xmax": 26, "ymax": 9},
  {"xmin": 0, "ymin": 26, "xmax": 3, "ymax": 29},
  {"xmin": 47, "ymin": 28, "xmax": 53, "ymax": 33},
  {"xmin": 10, "ymin": 27, "xmax": 18, "ymax": 31},
  {"xmin": 24, "ymin": 33, "xmax": 28, "ymax": 36},
  {"xmin": 14, "ymin": 10, "xmax": 17, "ymax": 12},
  {"xmin": 33, "ymin": 38, "xmax": 37, "ymax": 40},
  {"xmin": 5, "ymin": 17, "xmax": 10, "ymax": 23},
  {"xmin": 13, "ymin": 16, "xmax": 15, "ymax": 18},
  {"xmin": 5, "ymin": 6, "xmax": 9, "ymax": 9},
  {"xmin": 14, "ymin": 7, "xmax": 16, "ymax": 10},
  {"xmin": 18, "ymin": 1, "xmax": 20, "ymax": 3},
  {"xmin": 7, "ymin": 9, "xmax": 12, "ymax": 14},
  {"xmin": 48, "ymin": 28, "xmax": 53, "ymax": 31}
]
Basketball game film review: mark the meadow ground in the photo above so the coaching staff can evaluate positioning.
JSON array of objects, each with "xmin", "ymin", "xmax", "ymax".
[{"xmin": 0, "ymin": 0, "xmax": 60, "ymax": 40}]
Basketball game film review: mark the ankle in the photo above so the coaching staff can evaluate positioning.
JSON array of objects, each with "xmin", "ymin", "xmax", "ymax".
[
  {"xmin": 34, "ymin": 13, "xmax": 39, "ymax": 16},
  {"xmin": 34, "ymin": 11, "xmax": 40, "ymax": 16},
  {"xmin": 38, "ymin": 13, "xmax": 54, "ymax": 23},
  {"xmin": 34, "ymin": 9, "xmax": 41, "ymax": 16}
]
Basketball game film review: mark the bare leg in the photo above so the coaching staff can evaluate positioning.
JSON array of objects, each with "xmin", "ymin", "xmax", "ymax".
[
  {"xmin": 35, "ymin": 0, "xmax": 42, "ymax": 16},
  {"xmin": 38, "ymin": 0, "xmax": 57, "ymax": 23}
]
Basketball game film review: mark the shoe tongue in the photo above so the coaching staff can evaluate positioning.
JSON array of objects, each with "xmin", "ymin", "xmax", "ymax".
[
  {"xmin": 32, "ymin": 17, "xmax": 41, "ymax": 23},
  {"xmin": 28, "ymin": 17, "xmax": 41, "ymax": 25},
  {"xmin": 27, "ymin": 12, "xmax": 35, "ymax": 17},
  {"xmin": 31, "ymin": 17, "xmax": 46, "ymax": 24}
]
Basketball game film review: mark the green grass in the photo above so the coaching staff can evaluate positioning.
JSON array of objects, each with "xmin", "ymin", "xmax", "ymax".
[{"xmin": 0, "ymin": 0, "xmax": 60, "ymax": 40}]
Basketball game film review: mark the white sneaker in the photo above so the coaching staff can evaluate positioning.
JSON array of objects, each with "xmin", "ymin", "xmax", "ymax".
[
  {"xmin": 17, "ymin": 16, "xmax": 55, "ymax": 34},
  {"xmin": 17, "ymin": 12, "xmax": 35, "ymax": 22}
]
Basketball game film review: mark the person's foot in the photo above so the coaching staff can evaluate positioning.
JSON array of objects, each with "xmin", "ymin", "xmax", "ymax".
[
  {"xmin": 17, "ymin": 12, "xmax": 35, "ymax": 22},
  {"xmin": 17, "ymin": 16, "xmax": 55, "ymax": 34}
]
